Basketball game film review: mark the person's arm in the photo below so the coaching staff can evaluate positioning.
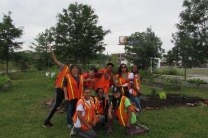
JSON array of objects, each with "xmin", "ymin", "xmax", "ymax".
[
  {"xmin": 108, "ymin": 104, "xmax": 113, "ymax": 120},
  {"xmin": 48, "ymin": 45, "xmax": 63, "ymax": 67},
  {"xmin": 126, "ymin": 105, "xmax": 132, "ymax": 127},
  {"xmin": 77, "ymin": 111, "xmax": 92, "ymax": 129}
]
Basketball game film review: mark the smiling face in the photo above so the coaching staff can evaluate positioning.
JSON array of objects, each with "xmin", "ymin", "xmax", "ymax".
[
  {"xmin": 71, "ymin": 66, "xmax": 79, "ymax": 76},
  {"xmin": 83, "ymin": 88, "xmax": 91, "ymax": 100}
]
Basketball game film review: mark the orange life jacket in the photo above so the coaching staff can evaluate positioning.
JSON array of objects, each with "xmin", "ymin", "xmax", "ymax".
[
  {"xmin": 55, "ymin": 65, "xmax": 69, "ymax": 88},
  {"xmin": 116, "ymin": 96, "xmax": 135, "ymax": 127},
  {"xmin": 94, "ymin": 97, "xmax": 108, "ymax": 115},
  {"xmin": 65, "ymin": 74, "xmax": 83, "ymax": 100},
  {"xmin": 73, "ymin": 98, "xmax": 95, "ymax": 131},
  {"xmin": 95, "ymin": 68, "xmax": 110, "ymax": 94}
]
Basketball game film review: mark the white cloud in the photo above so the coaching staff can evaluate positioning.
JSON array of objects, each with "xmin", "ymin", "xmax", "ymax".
[{"xmin": 0, "ymin": 0, "xmax": 184, "ymax": 54}]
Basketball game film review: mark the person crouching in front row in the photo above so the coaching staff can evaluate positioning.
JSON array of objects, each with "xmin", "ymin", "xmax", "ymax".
[
  {"xmin": 70, "ymin": 87, "xmax": 97, "ymax": 138},
  {"xmin": 106, "ymin": 87, "xmax": 149, "ymax": 136}
]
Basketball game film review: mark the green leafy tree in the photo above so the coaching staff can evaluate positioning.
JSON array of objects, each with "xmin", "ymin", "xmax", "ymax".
[
  {"xmin": 125, "ymin": 27, "xmax": 163, "ymax": 70},
  {"xmin": 168, "ymin": 0, "xmax": 208, "ymax": 79},
  {"xmin": 0, "ymin": 12, "xmax": 23, "ymax": 73},
  {"xmin": 30, "ymin": 29, "xmax": 52, "ymax": 70},
  {"xmin": 52, "ymin": 2, "xmax": 110, "ymax": 65}
]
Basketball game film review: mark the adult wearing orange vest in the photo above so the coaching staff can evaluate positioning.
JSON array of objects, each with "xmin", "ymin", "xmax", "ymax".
[
  {"xmin": 128, "ymin": 64, "xmax": 142, "ymax": 110},
  {"xmin": 107, "ymin": 87, "xmax": 149, "ymax": 136},
  {"xmin": 63, "ymin": 64, "xmax": 83, "ymax": 128},
  {"xmin": 115, "ymin": 63, "xmax": 130, "ymax": 97},
  {"xmin": 70, "ymin": 87, "xmax": 97, "ymax": 138},
  {"xmin": 43, "ymin": 46, "xmax": 69, "ymax": 127},
  {"xmin": 95, "ymin": 62, "xmax": 114, "ymax": 97}
]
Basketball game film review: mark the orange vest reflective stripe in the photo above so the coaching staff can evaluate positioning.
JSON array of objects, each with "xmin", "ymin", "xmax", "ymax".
[
  {"xmin": 116, "ymin": 96, "xmax": 135, "ymax": 127},
  {"xmin": 132, "ymin": 74, "xmax": 141, "ymax": 96},
  {"xmin": 94, "ymin": 97, "xmax": 107, "ymax": 115},
  {"xmin": 95, "ymin": 68, "xmax": 110, "ymax": 94},
  {"xmin": 55, "ymin": 65, "xmax": 69, "ymax": 88},
  {"xmin": 73, "ymin": 98, "xmax": 95, "ymax": 131},
  {"xmin": 116, "ymin": 73, "xmax": 129, "ymax": 95},
  {"xmin": 65, "ymin": 74, "xmax": 83, "ymax": 100}
]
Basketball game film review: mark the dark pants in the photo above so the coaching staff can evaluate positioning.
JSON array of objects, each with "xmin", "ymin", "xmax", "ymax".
[
  {"xmin": 67, "ymin": 99, "xmax": 78, "ymax": 125},
  {"xmin": 44, "ymin": 88, "xmax": 64, "ymax": 123},
  {"xmin": 74, "ymin": 127, "xmax": 97, "ymax": 138}
]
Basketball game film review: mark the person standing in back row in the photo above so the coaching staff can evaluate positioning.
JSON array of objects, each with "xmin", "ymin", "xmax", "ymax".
[{"xmin": 43, "ymin": 45, "xmax": 69, "ymax": 127}]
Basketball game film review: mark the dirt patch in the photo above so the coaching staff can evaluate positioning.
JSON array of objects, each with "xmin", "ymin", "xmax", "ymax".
[{"xmin": 141, "ymin": 94, "xmax": 208, "ymax": 110}]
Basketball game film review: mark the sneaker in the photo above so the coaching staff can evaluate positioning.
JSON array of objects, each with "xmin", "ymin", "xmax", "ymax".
[
  {"xmin": 70, "ymin": 127, "xmax": 76, "ymax": 136},
  {"xmin": 43, "ymin": 122, "xmax": 54, "ymax": 128},
  {"xmin": 67, "ymin": 124, "xmax": 72, "ymax": 129}
]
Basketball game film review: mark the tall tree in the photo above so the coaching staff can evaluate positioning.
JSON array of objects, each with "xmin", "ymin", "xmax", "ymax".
[
  {"xmin": 52, "ymin": 2, "xmax": 110, "ymax": 64},
  {"xmin": 125, "ymin": 28, "xmax": 163, "ymax": 70},
  {"xmin": 167, "ymin": 0, "xmax": 208, "ymax": 79},
  {"xmin": 0, "ymin": 12, "xmax": 23, "ymax": 73},
  {"xmin": 30, "ymin": 29, "xmax": 51, "ymax": 70}
]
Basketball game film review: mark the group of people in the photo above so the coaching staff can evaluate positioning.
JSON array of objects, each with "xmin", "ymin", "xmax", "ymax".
[{"xmin": 43, "ymin": 46, "xmax": 149, "ymax": 137}]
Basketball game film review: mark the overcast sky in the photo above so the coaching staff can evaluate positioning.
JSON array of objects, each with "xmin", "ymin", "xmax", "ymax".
[{"xmin": 1, "ymin": 0, "xmax": 184, "ymax": 54}]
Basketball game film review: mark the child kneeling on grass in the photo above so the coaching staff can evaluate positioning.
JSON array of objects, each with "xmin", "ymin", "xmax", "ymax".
[
  {"xmin": 106, "ymin": 87, "xmax": 149, "ymax": 136},
  {"xmin": 70, "ymin": 87, "xmax": 97, "ymax": 138}
]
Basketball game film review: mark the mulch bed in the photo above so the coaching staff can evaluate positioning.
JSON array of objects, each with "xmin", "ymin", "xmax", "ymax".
[{"xmin": 141, "ymin": 94, "xmax": 208, "ymax": 110}]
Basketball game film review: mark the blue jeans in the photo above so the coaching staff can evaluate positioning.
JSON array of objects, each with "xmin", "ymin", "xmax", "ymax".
[
  {"xmin": 67, "ymin": 99, "xmax": 78, "ymax": 125},
  {"xmin": 129, "ymin": 93, "xmax": 141, "ymax": 110}
]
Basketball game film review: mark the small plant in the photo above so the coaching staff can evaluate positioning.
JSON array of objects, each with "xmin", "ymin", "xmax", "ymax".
[
  {"xmin": 159, "ymin": 91, "xmax": 166, "ymax": 100},
  {"xmin": 0, "ymin": 74, "xmax": 11, "ymax": 91},
  {"xmin": 187, "ymin": 79, "xmax": 207, "ymax": 85},
  {"xmin": 151, "ymin": 88, "xmax": 157, "ymax": 97}
]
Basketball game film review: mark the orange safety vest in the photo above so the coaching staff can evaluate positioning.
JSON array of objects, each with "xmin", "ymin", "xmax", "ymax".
[
  {"xmin": 131, "ymin": 74, "xmax": 141, "ymax": 96},
  {"xmin": 94, "ymin": 97, "xmax": 107, "ymax": 115},
  {"xmin": 95, "ymin": 68, "xmax": 110, "ymax": 94},
  {"xmin": 65, "ymin": 74, "xmax": 83, "ymax": 100},
  {"xmin": 116, "ymin": 73, "xmax": 130, "ymax": 95},
  {"xmin": 73, "ymin": 98, "xmax": 95, "ymax": 131},
  {"xmin": 82, "ymin": 73, "xmax": 96, "ymax": 90},
  {"xmin": 55, "ymin": 65, "xmax": 69, "ymax": 88},
  {"xmin": 116, "ymin": 96, "xmax": 135, "ymax": 127}
]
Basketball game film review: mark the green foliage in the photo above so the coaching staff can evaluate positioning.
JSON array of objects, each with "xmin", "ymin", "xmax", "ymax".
[
  {"xmin": 125, "ymin": 27, "xmax": 164, "ymax": 70},
  {"xmin": 187, "ymin": 78, "xmax": 207, "ymax": 85},
  {"xmin": 0, "ymin": 12, "xmax": 23, "ymax": 73},
  {"xmin": 168, "ymin": 0, "xmax": 208, "ymax": 68},
  {"xmin": 150, "ymin": 88, "xmax": 157, "ymax": 97},
  {"xmin": 154, "ymin": 67, "xmax": 182, "ymax": 75},
  {"xmin": 0, "ymin": 74, "xmax": 11, "ymax": 90}
]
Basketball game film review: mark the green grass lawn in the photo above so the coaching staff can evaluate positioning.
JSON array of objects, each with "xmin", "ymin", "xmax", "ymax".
[{"xmin": 0, "ymin": 71, "xmax": 208, "ymax": 138}]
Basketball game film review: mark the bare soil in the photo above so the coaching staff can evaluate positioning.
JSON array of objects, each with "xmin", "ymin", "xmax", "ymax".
[{"xmin": 141, "ymin": 94, "xmax": 208, "ymax": 110}]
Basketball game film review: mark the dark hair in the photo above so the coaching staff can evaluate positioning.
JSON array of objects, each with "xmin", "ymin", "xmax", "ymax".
[
  {"xmin": 95, "ymin": 87, "xmax": 104, "ymax": 94},
  {"xmin": 131, "ymin": 64, "xmax": 139, "ymax": 74},
  {"xmin": 70, "ymin": 64, "xmax": 82, "ymax": 74},
  {"xmin": 107, "ymin": 62, "xmax": 114, "ymax": 67},
  {"xmin": 90, "ymin": 66, "xmax": 98, "ymax": 73},
  {"xmin": 117, "ymin": 63, "xmax": 128, "ymax": 75},
  {"xmin": 83, "ymin": 86, "xmax": 91, "ymax": 92}
]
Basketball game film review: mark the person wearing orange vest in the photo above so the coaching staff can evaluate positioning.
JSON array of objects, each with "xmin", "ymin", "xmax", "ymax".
[
  {"xmin": 128, "ymin": 64, "xmax": 142, "ymax": 110},
  {"xmin": 106, "ymin": 87, "xmax": 149, "ymax": 136},
  {"xmin": 82, "ymin": 66, "xmax": 98, "ymax": 91},
  {"xmin": 94, "ymin": 88, "xmax": 109, "ymax": 125},
  {"xmin": 114, "ymin": 63, "xmax": 130, "ymax": 97},
  {"xmin": 95, "ymin": 62, "xmax": 114, "ymax": 98},
  {"xmin": 63, "ymin": 64, "xmax": 83, "ymax": 128},
  {"xmin": 43, "ymin": 45, "xmax": 69, "ymax": 128},
  {"xmin": 70, "ymin": 87, "xmax": 97, "ymax": 138}
]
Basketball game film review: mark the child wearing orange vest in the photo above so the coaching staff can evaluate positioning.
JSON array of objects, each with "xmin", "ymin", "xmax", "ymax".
[
  {"xmin": 106, "ymin": 87, "xmax": 149, "ymax": 136},
  {"xmin": 94, "ymin": 88, "xmax": 109, "ymax": 125},
  {"xmin": 70, "ymin": 87, "xmax": 97, "ymax": 138}
]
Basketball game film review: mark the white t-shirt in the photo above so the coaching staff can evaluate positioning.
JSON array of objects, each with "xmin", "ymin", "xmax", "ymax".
[{"xmin": 74, "ymin": 100, "xmax": 91, "ymax": 128}]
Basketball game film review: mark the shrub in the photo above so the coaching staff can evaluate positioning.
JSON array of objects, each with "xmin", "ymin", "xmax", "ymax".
[
  {"xmin": 0, "ymin": 74, "xmax": 11, "ymax": 91},
  {"xmin": 187, "ymin": 79, "xmax": 207, "ymax": 85}
]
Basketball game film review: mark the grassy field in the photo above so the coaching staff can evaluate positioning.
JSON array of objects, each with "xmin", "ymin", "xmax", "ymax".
[{"xmin": 0, "ymin": 71, "xmax": 208, "ymax": 138}]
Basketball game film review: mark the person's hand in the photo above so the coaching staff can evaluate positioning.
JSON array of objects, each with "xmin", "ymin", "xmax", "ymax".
[
  {"xmin": 87, "ymin": 124, "xmax": 92, "ymax": 129},
  {"xmin": 64, "ymin": 96, "xmax": 69, "ymax": 101},
  {"xmin": 108, "ymin": 113, "xmax": 113, "ymax": 120},
  {"xmin": 92, "ymin": 120, "xmax": 96, "ymax": 127},
  {"xmin": 122, "ymin": 83, "xmax": 128, "ymax": 87}
]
